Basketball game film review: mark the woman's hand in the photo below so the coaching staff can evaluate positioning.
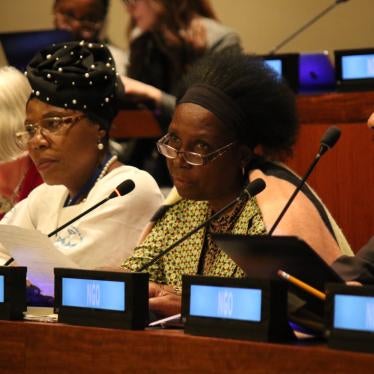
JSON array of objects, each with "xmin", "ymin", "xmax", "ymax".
[
  {"xmin": 120, "ymin": 76, "xmax": 162, "ymax": 104},
  {"xmin": 148, "ymin": 281, "xmax": 181, "ymax": 317}
]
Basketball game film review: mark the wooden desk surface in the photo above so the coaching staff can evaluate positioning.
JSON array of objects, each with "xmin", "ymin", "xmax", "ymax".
[{"xmin": 0, "ymin": 320, "xmax": 373, "ymax": 373}]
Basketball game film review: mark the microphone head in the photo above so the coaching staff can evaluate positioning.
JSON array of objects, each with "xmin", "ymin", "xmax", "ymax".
[
  {"xmin": 109, "ymin": 179, "xmax": 135, "ymax": 199},
  {"xmin": 242, "ymin": 178, "xmax": 266, "ymax": 198},
  {"xmin": 319, "ymin": 126, "xmax": 341, "ymax": 156}
]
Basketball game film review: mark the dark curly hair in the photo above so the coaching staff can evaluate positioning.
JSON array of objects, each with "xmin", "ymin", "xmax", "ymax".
[{"xmin": 177, "ymin": 51, "xmax": 299, "ymax": 160}]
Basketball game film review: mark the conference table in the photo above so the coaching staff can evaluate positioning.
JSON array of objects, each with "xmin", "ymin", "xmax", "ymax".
[{"xmin": 0, "ymin": 319, "xmax": 373, "ymax": 373}]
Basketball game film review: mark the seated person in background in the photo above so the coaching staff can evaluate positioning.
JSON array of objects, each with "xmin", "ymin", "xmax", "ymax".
[
  {"xmin": 53, "ymin": 0, "xmax": 127, "ymax": 75},
  {"xmin": 332, "ymin": 113, "xmax": 374, "ymax": 284},
  {"xmin": 122, "ymin": 51, "xmax": 352, "ymax": 317},
  {"xmin": 1, "ymin": 41, "xmax": 163, "ymax": 269},
  {"xmin": 122, "ymin": 0, "xmax": 242, "ymax": 115},
  {"xmin": 0, "ymin": 66, "xmax": 43, "ymax": 220},
  {"xmin": 121, "ymin": 0, "xmax": 242, "ymax": 185},
  {"xmin": 332, "ymin": 236, "xmax": 374, "ymax": 285}
]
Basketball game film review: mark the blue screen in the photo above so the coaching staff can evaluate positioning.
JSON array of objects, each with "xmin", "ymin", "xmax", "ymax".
[
  {"xmin": 0, "ymin": 275, "xmax": 4, "ymax": 303},
  {"xmin": 334, "ymin": 294, "xmax": 374, "ymax": 333},
  {"xmin": 190, "ymin": 285, "xmax": 262, "ymax": 322},
  {"xmin": 62, "ymin": 278, "xmax": 125, "ymax": 311},
  {"xmin": 265, "ymin": 59, "xmax": 282, "ymax": 76},
  {"xmin": 342, "ymin": 54, "xmax": 374, "ymax": 80}
]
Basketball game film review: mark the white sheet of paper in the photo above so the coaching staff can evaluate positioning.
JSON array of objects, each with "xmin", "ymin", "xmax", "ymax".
[{"xmin": 0, "ymin": 225, "xmax": 79, "ymax": 296}]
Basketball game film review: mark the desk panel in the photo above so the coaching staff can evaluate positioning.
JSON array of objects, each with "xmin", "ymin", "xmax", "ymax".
[{"xmin": 0, "ymin": 321, "xmax": 373, "ymax": 373}]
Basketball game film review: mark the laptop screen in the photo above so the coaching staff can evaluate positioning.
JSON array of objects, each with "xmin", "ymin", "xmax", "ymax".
[{"xmin": 0, "ymin": 29, "xmax": 73, "ymax": 71}]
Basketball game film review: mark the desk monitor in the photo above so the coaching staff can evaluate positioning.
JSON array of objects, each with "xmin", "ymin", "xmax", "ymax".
[
  {"xmin": 262, "ymin": 53, "xmax": 299, "ymax": 92},
  {"xmin": 212, "ymin": 234, "xmax": 342, "ymax": 317},
  {"xmin": 335, "ymin": 48, "xmax": 374, "ymax": 91},
  {"xmin": 182, "ymin": 275, "xmax": 294, "ymax": 342},
  {"xmin": 0, "ymin": 266, "xmax": 27, "ymax": 320},
  {"xmin": 55, "ymin": 268, "xmax": 148, "ymax": 329},
  {"xmin": 0, "ymin": 29, "xmax": 72, "ymax": 71},
  {"xmin": 298, "ymin": 52, "xmax": 336, "ymax": 93},
  {"xmin": 326, "ymin": 283, "xmax": 374, "ymax": 353}
]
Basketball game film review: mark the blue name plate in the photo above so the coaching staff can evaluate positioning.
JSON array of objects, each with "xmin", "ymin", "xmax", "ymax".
[
  {"xmin": 265, "ymin": 59, "xmax": 282, "ymax": 76},
  {"xmin": 62, "ymin": 278, "xmax": 125, "ymax": 312},
  {"xmin": 0, "ymin": 267, "xmax": 27, "ymax": 320},
  {"xmin": 327, "ymin": 283, "xmax": 374, "ymax": 353},
  {"xmin": 55, "ymin": 268, "xmax": 148, "ymax": 329},
  {"xmin": 190, "ymin": 284, "xmax": 262, "ymax": 322},
  {"xmin": 342, "ymin": 54, "xmax": 374, "ymax": 80},
  {"xmin": 0, "ymin": 275, "xmax": 4, "ymax": 303},
  {"xmin": 182, "ymin": 275, "xmax": 294, "ymax": 342},
  {"xmin": 334, "ymin": 294, "xmax": 374, "ymax": 333}
]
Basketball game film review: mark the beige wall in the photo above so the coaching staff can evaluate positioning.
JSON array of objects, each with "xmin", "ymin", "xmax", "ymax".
[{"xmin": 0, "ymin": 0, "xmax": 373, "ymax": 66}]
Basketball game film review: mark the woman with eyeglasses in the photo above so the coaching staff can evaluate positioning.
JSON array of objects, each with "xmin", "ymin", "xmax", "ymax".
[
  {"xmin": 53, "ymin": 0, "xmax": 127, "ymax": 75},
  {"xmin": 0, "ymin": 67, "xmax": 43, "ymax": 221},
  {"xmin": 122, "ymin": 51, "xmax": 352, "ymax": 318},
  {"xmin": 0, "ymin": 41, "xmax": 163, "ymax": 274}
]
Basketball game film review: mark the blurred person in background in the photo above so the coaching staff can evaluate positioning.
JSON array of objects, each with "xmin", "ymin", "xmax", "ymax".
[
  {"xmin": 53, "ymin": 0, "xmax": 127, "ymax": 75},
  {"xmin": 0, "ymin": 66, "xmax": 42, "ymax": 220}
]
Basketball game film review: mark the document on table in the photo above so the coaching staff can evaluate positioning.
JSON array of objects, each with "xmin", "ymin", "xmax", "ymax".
[{"xmin": 0, "ymin": 225, "xmax": 78, "ymax": 296}]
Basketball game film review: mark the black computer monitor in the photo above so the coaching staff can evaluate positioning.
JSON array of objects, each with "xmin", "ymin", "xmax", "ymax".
[
  {"xmin": 335, "ymin": 47, "xmax": 374, "ymax": 91},
  {"xmin": 0, "ymin": 29, "xmax": 73, "ymax": 71}
]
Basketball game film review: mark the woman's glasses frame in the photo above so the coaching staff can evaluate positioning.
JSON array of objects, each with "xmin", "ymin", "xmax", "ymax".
[
  {"xmin": 156, "ymin": 133, "xmax": 236, "ymax": 166},
  {"xmin": 15, "ymin": 114, "xmax": 85, "ymax": 149}
]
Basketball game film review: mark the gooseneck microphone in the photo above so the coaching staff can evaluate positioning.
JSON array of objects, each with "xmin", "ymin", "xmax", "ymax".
[
  {"xmin": 48, "ymin": 179, "xmax": 135, "ymax": 237},
  {"xmin": 268, "ymin": 126, "xmax": 341, "ymax": 235},
  {"xmin": 269, "ymin": 0, "xmax": 350, "ymax": 54},
  {"xmin": 136, "ymin": 178, "xmax": 266, "ymax": 272}
]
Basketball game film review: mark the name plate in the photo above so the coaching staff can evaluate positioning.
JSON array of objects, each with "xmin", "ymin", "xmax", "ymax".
[
  {"xmin": 326, "ymin": 283, "xmax": 374, "ymax": 353},
  {"xmin": 262, "ymin": 53, "xmax": 299, "ymax": 92},
  {"xmin": 0, "ymin": 266, "xmax": 27, "ymax": 320},
  {"xmin": 55, "ymin": 268, "xmax": 148, "ymax": 329},
  {"xmin": 182, "ymin": 275, "xmax": 294, "ymax": 342}
]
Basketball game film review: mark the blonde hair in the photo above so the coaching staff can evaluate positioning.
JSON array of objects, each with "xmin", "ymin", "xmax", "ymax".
[{"xmin": 0, "ymin": 66, "xmax": 31, "ymax": 162}]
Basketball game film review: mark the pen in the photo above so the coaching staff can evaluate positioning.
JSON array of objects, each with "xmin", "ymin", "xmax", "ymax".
[
  {"xmin": 148, "ymin": 313, "xmax": 181, "ymax": 327},
  {"xmin": 3, "ymin": 257, "xmax": 14, "ymax": 266},
  {"xmin": 277, "ymin": 269, "xmax": 326, "ymax": 301}
]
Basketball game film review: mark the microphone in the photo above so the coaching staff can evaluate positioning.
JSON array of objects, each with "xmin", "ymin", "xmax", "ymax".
[
  {"xmin": 268, "ymin": 126, "xmax": 341, "ymax": 235},
  {"xmin": 136, "ymin": 178, "xmax": 266, "ymax": 272},
  {"xmin": 269, "ymin": 0, "xmax": 350, "ymax": 54},
  {"xmin": 47, "ymin": 179, "xmax": 135, "ymax": 237}
]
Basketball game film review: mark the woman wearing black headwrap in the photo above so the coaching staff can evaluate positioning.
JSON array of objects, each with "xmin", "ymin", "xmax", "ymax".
[
  {"xmin": 1, "ymin": 41, "xmax": 163, "ymax": 271},
  {"xmin": 122, "ymin": 51, "xmax": 352, "ymax": 318}
]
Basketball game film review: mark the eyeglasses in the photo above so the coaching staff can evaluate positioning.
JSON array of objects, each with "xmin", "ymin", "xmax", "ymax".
[
  {"xmin": 156, "ymin": 134, "xmax": 236, "ymax": 166},
  {"xmin": 16, "ymin": 115, "xmax": 85, "ymax": 149},
  {"xmin": 56, "ymin": 11, "xmax": 103, "ymax": 31}
]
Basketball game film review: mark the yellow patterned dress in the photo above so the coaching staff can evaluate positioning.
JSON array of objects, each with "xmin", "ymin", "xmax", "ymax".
[{"xmin": 122, "ymin": 197, "xmax": 267, "ymax": 291}]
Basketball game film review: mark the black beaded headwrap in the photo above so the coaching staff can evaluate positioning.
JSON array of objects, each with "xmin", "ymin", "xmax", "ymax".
[
  {"xmin": 178, "ymin": 83, "xmax": 247, "ymax": 141},
  {"xmin": 25, "ymin": 40, "xmax": 122, "ymax": 130}
]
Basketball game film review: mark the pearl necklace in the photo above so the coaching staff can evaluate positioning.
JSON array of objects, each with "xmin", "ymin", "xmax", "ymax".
[{"xmin": 96, "ymin": 155, "xmax": 118, "ymax": 183}]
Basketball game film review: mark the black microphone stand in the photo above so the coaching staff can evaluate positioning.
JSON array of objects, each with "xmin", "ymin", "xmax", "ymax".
[
  {"xmin": 269, "ymin": 0, "xmax": 349, "ymax": 55},
  {"xmin": 268, "ymin": 127, "xmax": 340, "ymax": 235},
  {"xmin": 137, "ymin": 187, "xmax": 256, "ymax": 272},
  {"xmin": 267, "ymin": 154, "xmax": 321, "ymax": 235}
]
